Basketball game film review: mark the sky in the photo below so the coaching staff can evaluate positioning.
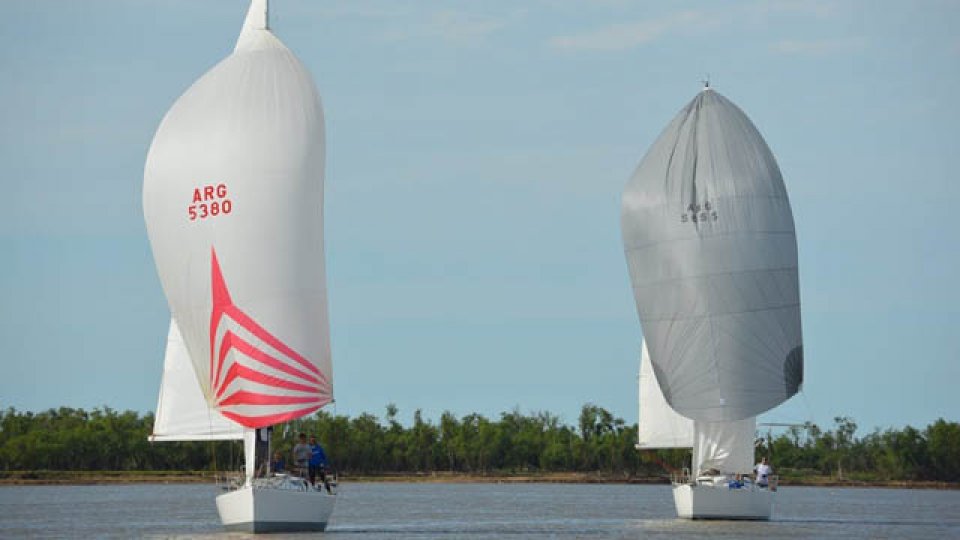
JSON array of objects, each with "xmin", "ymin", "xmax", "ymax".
[{"xmin": 1, "ymin": 0, "xmax": 958, "ymax": 435}]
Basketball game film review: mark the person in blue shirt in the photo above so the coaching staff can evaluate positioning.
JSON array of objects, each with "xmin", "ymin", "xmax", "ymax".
[
  {"xmin": 308, "ymin": 435, "xmax": 332, "ymax": 493},
  {"xmin": 727, "ymin": 474, "xmax": 744, "ymax": 489},
  {"xmin": 270, "ymin": 451, "xmax": 285, "ymax": 474}
]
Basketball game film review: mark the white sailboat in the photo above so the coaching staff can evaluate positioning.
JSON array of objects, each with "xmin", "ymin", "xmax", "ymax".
[
  {"xmin": 637, "ymin": 341, "xmax": 766, "ymax": 519},
  {"xmin": 143, "ymin": 0, "xmax": 336, "ymax": 532},
  {"xmin": 623, "ymin": 85, "xmax": 802, "ymax": 520}
]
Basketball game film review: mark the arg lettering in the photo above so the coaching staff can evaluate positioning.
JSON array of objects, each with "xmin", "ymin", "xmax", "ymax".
[
  {"xmin": 680, "ymin": 199, "xmax": 719, "ymax": 224},
  {"xmin": 188, "ymin": 183, "xmax": 232, "ymax": 222}
]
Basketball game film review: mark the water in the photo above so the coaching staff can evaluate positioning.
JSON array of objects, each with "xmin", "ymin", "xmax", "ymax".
[{"xmin": 1, "ymin": 482, "xmax": 958, "ymax": 538}]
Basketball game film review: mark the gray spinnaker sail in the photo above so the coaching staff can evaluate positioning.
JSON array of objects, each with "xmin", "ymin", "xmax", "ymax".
[{"xmin": 621, "ymin": 87, "xmax": 803, "ymax": 423}]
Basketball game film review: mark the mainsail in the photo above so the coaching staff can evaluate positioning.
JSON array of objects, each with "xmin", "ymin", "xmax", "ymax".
[
  {"xmin": 621, "ymin": 87, "xmax": 803, "ymax": 423},
  {"xmin": 637, "ymin": 341, "xmax": 693, "ymax": 449},
  {"xmin": 144, "ymin": 0, "xmax": 332, "ymax": 433},
  {"xmin": 151, "ymin": 319, "xmax": 244, "ymax": 441}
]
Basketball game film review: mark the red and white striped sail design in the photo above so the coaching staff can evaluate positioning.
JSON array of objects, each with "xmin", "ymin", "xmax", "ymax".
[
  {"xmin": 210, "ymin": 249, "xmax": 331, "ymax": 426},
  {"xmin": 144, "ymin": 0, "xmax": 332, "ymax": 431}
]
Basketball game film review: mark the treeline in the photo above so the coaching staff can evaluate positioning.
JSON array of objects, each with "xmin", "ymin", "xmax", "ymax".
[
  {"xmin": 759, "ymin": 416, "xmax": 960, "ymax": 482},
  {"xmin": 1, "ymin": 406, "xmax": 958, "ymax": 482},
  {"xmin": 0, "ymin": 407, "xmax": 237, "ymax": 472}
]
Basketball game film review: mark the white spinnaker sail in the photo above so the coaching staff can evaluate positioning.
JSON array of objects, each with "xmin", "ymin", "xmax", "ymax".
[
  {"xmin": 151, "ymin": 319, "xmax": 244, "ymax": 442},
  {"xmin": 638, "ymin": 341, "xmax": 693, "ymax": 449},
  {"xmin": 144, "ymin": 0, "xmax": 332, "ymax": 429},
  {"xmin": 692, "ymin": 419, "xmax": 756, "ymax": 475},
  {"xmin": 622, "ymin": 88, "xmax": 803, "ymax": 422}
]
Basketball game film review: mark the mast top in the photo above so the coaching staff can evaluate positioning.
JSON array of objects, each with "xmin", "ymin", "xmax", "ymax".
[
  {"xmin": 242, "ymin": 0, "xmax": 269, "ymax": 32},
  {"xmin": 235, "ymin": 0, "xmax": 278, "ymax": 52}
]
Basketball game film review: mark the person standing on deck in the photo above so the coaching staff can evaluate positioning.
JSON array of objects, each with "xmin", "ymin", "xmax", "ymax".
[
  {"xmin": 292, "ymin": 433, "xmax": 311, "ymax": 480},
  {"xmin": 754, "ymin": 456, "xmax": 773, "ymax": 488},
  {"xmin": 309, "ymin": 435, "xmax": 332, "ymax": 493}
]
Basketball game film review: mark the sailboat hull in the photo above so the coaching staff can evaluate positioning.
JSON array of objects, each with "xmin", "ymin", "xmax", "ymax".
[
  {"xmin": 216, "ymin": 484, "xmax": 336, "ymax": 533},
  {"xmin": 672, "ymin": 484, "xmax": 773, "ymax": 520}
]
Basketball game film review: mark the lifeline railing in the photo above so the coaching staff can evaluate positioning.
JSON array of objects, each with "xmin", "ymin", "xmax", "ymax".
[{"xmin": 670, "ymin": 469, "xmax": 779, "ymax": 491}]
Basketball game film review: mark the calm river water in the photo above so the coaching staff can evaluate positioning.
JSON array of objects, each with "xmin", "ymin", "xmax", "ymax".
[{"xmin": 1, "ymin": 482, "xmax": 958, "ymax": 538}]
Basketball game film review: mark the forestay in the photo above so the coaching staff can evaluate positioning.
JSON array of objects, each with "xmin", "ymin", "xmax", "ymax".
[
  {"xmin": 144, "ymin": 0, "xmax": 332, "ymax": 430},
  {"xmin": 621, "ymin": 87, "xmax": 803, "ymax": 422}
]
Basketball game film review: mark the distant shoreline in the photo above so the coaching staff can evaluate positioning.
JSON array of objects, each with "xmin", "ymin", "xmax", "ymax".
[{"xmin": 1, "ymin": 471, "xmax": 957, "ymax": 490}]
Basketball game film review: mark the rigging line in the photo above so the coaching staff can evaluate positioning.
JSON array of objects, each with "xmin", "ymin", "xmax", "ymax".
[
  {"xmin": 641, "ymin": 449, "xmax": 683, "ymax": 475},
  {"xmin": 209, "ymin": 437, "xmax": 217, "ymax": 483},
  {"xmin": 204, "ymin": 407, "xmax": 220, "ymax": 479},
  {"xmin": 799, "ymin": 388, "xmax": 819, "ymax": 431}
]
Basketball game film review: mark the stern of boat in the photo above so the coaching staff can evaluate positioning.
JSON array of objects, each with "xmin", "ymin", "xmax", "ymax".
[
  {"xmin": 671, "ymin": 472, "xmax": 775, "ymax": 520},
  {"xmin": 216, "ymin": 475, "xmax": 336, "ymax": 533}
]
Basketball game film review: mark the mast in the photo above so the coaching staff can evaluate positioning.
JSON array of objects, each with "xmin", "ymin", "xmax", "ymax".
[
  {"xmin": 235, "ymin": 0, "xmax": 276, "ymax": 51},
  {"xmin": 243, "ymin": 429, "xmax": 257, "ymax": 486},
  {"xmin": 242, "ymin": 0, "xmax": 268, "ymax": 31}
]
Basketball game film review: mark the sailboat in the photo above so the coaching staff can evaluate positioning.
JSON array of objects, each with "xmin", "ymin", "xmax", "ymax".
[
  {"xmin": 143, "ymin": 0, "xmax": 336, "ymax": 532},
  {"xmin": 622, "ymin": 85, "xmax": 803, "ymax": 520}
]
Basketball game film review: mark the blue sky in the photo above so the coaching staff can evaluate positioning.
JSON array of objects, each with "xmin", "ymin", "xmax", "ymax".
[{"xmin": 1, "ymin": 0, "xmax": 958, "ymax": 434}]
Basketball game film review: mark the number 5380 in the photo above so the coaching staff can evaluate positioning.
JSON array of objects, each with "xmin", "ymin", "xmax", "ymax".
[{"xmin": 188, "ymin": 200, "xmax": 233, "ymax": 221}]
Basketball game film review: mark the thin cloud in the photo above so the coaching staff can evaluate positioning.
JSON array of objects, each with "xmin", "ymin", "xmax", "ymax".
[
  {"xmin": 770, "ymin": 37, "xmax": 866, "ymax": 55},
  {"xmin": 751, "ymin": 0, "xmax": 837, "ymax": 19},
  {"xmin": 384, "ymin": 10, "xmax": 523, "ymax": 44},
  {"xmin": 294, "ymin": 3, "xmax": 407, "ymax": 19},
  {"xmin": 548, "ymin": 10, "xmax": 707, "ymax": 51},
  {"xmin": 547, "ymin": 0, "xmax": 841, "ymax": 52}
]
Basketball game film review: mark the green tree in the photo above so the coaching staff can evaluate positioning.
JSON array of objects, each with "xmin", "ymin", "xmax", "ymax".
[{"xmin": 926, "ymin": 419, "xmax": 960, "ymax": 481}]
